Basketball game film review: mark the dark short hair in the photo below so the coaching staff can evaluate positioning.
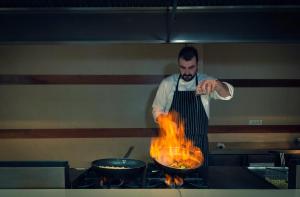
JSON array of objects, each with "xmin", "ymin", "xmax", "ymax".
[
  {"xmin": 177, "ymin": 46, "xmax": 198, "ymax": 63},
  {"xmin": 177, "ymin": 46, "xmax": 198, "ymax": 62}
]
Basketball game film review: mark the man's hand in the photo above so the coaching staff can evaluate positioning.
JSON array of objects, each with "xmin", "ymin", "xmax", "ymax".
[
  {"xmin": 196, "ymin": 79, "xmax": 217, "ymax": 95},
  {"xmin": 196, "ymin": 80, "xmax": 230, "ymax": 97}
]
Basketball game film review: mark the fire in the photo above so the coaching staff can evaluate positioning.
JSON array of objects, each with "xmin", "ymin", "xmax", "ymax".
[
  {"xmin": 165, "ymin": 174, "xmax": 183, "ymax": 187},
  {"xmin": 165, "ymin": 174, "xmax": 172, "ymax": 186},
  {"xmin": 174, "ymin": 175, "xmax": 183, "ymax": 186},
  {"xmin": 150, "ymin": 111, "xmax": 204, "ymax": 169}
]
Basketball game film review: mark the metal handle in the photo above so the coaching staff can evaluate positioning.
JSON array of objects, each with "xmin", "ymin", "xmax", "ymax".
[{"xmin": 123, "ymin": 146, "xmax": 134, "ymax": 158}]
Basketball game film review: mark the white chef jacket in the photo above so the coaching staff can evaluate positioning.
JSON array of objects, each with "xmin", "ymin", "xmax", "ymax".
[{"xmin": 152, "ymin": 73, "xmax": 234, "ymax": 121}]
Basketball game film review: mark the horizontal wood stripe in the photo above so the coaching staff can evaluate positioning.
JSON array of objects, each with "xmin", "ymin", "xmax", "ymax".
[
  {"xmin": 0, "ymin": 75, "xmax": 166, "ymax": 85},
  {"xmin": 209, "ymin": 125, "xmax": 300, "ymax": 133},
  {"xmin": 0, "ymin": 128, "xmax": 158, "ymax": 138},
  {"xmin": 0, "ymin": 125, "xmax": 299, "ymax": 138},
  {"xmin": 0, "ymin": 75, "xmax": 300, "ymax": 87},
  {"xmin": 209, "ymin": 142, "xmax": 297, "ymax": 152},
  {"xmin": 225, "ymin": 79, "xmax": 300, "ymax": 87}
]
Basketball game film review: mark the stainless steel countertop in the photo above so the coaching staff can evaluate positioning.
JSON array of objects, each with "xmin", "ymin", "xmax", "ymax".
[{"xmin": 0, "ymin": 189, "xmax": 299, "ymax": 197}]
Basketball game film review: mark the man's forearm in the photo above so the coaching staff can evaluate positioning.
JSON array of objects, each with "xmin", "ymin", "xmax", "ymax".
[{"xmin": 215, "ymin": 80, "xmax": 231, "ymax": 97}]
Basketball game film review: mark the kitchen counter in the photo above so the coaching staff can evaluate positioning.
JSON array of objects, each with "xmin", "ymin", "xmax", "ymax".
[
  {"xmin": 0, "ymin": 189, "xmax": 299, "ymax": 197},
  {"xmin": 207, "ymin": 166, "xmax": 276, "ymax": 188}
]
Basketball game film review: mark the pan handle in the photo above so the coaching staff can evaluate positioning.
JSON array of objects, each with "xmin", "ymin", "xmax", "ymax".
[{"xmin": 123, "ymin": 146, "xmax": 134, "ymax": 158}]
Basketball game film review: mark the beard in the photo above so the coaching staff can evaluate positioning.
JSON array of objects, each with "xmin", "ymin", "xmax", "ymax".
[{"xmin": 181, "ymin": 74, "xmax": 196, "ymax": 82}]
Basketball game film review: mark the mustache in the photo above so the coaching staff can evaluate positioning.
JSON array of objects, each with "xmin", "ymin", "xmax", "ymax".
[
  {"xmin": 181, "ymin": 74, "xmax": 196, "ymax": 82},
  {"xmin": 182, "ymin": 74, "xmax": 194, "ymax": 79}
]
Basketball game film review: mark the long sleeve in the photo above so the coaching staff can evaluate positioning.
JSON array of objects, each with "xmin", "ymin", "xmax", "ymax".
[
  {"xmin": 152, "ymin": 79, "xmax": 169, "ymax": 121},
  {"xmin": 210, "ymin": 82, "xmax": 234, "ymax": 100},
  {"xmin": 152, "ymin": 74, "xmax": 179, "ymax": 121}
]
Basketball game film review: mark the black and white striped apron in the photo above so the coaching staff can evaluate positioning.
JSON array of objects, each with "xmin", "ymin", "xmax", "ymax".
[{"xmin": 169, "ymin": 75, "xmax": 209, "ymax": 167}]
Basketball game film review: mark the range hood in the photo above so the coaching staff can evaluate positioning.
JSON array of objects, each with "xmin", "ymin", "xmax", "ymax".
[{"xmin": 0, "ymin": 1, "xmax": 300, "ymax": 43}]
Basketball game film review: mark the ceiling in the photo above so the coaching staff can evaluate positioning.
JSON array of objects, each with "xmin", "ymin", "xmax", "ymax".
[
  {"xmin": 0, "ymin": 0, "xmax": 299, "ymax": 8},
  {"xmin": 0, "ymin": 1, "xmax": 300, "ymax": 43}
]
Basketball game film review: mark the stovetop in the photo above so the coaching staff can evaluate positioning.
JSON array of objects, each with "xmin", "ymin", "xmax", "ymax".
[{"xmin": 72, "ymin": 163, "xmax": 208, "ymax": 189}]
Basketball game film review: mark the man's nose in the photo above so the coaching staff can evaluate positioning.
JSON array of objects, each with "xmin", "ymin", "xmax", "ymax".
[{"xmin": 184, "ymin": 71, "xmax": 191, "ymax": 75}]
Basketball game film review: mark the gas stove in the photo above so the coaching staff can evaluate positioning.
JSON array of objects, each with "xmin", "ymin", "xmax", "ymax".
[{"xmin": 72, "ymin": 163, "xmax": 208, "ymax": 189}]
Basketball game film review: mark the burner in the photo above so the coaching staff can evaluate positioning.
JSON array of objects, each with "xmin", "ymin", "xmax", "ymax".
[
  {"xmin": 72, "ymin": 167, "xmax": 145, "ymax": 189},
  {"xmin": 144, "ymin": 175, "xmax": 208, "ymax": 188},
  {"xmin": 144, "ymin": 163, "xmax": 209, "ymax": 189},
  {"xmin": 99, "ymin": 177, "xmax": 125, "ymax": 188},
  {"xmin": 72, "ymin": 168, "xmax": 99, "ymax": 189}
]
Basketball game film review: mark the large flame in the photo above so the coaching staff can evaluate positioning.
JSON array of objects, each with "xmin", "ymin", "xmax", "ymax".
[{"xmin": 150, "ymin": 111, "xmax": 204, "ymax": 169}]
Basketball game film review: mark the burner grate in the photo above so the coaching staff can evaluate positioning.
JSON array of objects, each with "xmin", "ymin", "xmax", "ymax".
[{"xmin": 144, "ymin": 163, "xmax": 209, "ymax": 189}]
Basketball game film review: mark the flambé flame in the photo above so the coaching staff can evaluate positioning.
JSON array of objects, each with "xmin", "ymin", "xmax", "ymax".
[{"xmin": 150, "ymin": 111, "xmax": 204, "ymax": 169}]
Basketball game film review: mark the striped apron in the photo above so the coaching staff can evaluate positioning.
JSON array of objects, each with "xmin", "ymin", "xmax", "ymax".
[{"xmin": 169, "ymin": 75, "xmax": 209, "ymax": 167}]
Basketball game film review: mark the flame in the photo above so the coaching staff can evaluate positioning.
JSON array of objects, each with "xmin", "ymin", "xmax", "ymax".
[
  {"xmin": 165, "ymin": 174, "xmax": 172, "ymax": 186},
  {"xmin": 165, "ymin": 174, "xmax": 183, "ymax": 187},
  {"xmin": 174, "ymin": 175, "xmax": 184, "ymax": 186},
  {"xmin": 150, "ymin": 111, "xmax": 204, "ymax": 169}
]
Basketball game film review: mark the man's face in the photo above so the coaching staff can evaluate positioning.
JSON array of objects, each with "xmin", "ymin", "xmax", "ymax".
[{"xmin": 178, "ymin": 56, "xmax": 198, "ymax": 82}]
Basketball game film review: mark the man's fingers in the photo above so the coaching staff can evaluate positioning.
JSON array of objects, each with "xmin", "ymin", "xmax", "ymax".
[
  {"xmin": 205, "ymin": 82, "xmax": 211, "ymax": 94},
  {"xmin": 197, "ymin": 80, "xmax": 217, "ymax": 95},
  {"xmin": 211, "ymin": 80, "xmax": 217, "ymax": 90},
  {"xmin": 198, "ymin": 81, "xmax": 206, "ymax": 94},
  {"xmin": 196, "ymin": 82, "xmax": 203, "ymax": 94},
  {"xmin": 208, "ymin": 81, "xmax": 217, "ymax": 94},
  {"xmin": 199, "ymin": 81, "xmax": 205, "ymax": 90},
  {"xmin": 207, "ymin": 83, "xmax": 212, "ymax": 94}
]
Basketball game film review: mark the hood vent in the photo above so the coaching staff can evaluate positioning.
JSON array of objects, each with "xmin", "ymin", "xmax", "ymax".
[
  {"xmin": 0, "ymin": 0, "xmax": 299, "ymax": 8},
  {"xmin": 0, "ymin": 2, "xmax": 300, "ymax": 43}
]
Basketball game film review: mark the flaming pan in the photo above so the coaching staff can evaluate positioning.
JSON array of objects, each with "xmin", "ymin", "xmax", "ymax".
[
  {"xmin": 152, "ymin": 147, "xmax": 203, "ymax": 176},
  {"xmin": 92, "ymin": 146, "xmax": 146, "ymax": 178}
]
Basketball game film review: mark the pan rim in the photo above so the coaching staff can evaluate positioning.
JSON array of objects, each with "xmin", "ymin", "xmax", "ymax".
[
  {"xmin": 92, "ymin": 158, "xmax": 146, "ymax": 169},
  {"xmin": 153, "ymin": 157, "xmax": 201, "ymax": 171}
]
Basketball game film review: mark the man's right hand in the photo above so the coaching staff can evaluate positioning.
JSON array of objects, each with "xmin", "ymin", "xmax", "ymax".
[{"xmin": 196, "ymin": 79, "xmax": 217, "ymax": 95}]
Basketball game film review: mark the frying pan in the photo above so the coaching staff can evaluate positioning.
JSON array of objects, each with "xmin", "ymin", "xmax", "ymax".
[
  {"xmin": 92, "ymin": 146, "xmax": 146, "ymax": 178},
  {"xmin": 152, "ymin": 147, "xmax": 203, "ymax": 176}
]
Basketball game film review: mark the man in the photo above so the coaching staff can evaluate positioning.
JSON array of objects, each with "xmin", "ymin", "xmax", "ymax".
[{"xmin": 152, "ymin": 46, "xmax": 234, "ymax": 167}]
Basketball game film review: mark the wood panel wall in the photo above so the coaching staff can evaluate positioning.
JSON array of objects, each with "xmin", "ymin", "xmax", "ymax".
[{"xmin": 0, "ymin": 74, "xmax": 299, "ymax": 138}]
